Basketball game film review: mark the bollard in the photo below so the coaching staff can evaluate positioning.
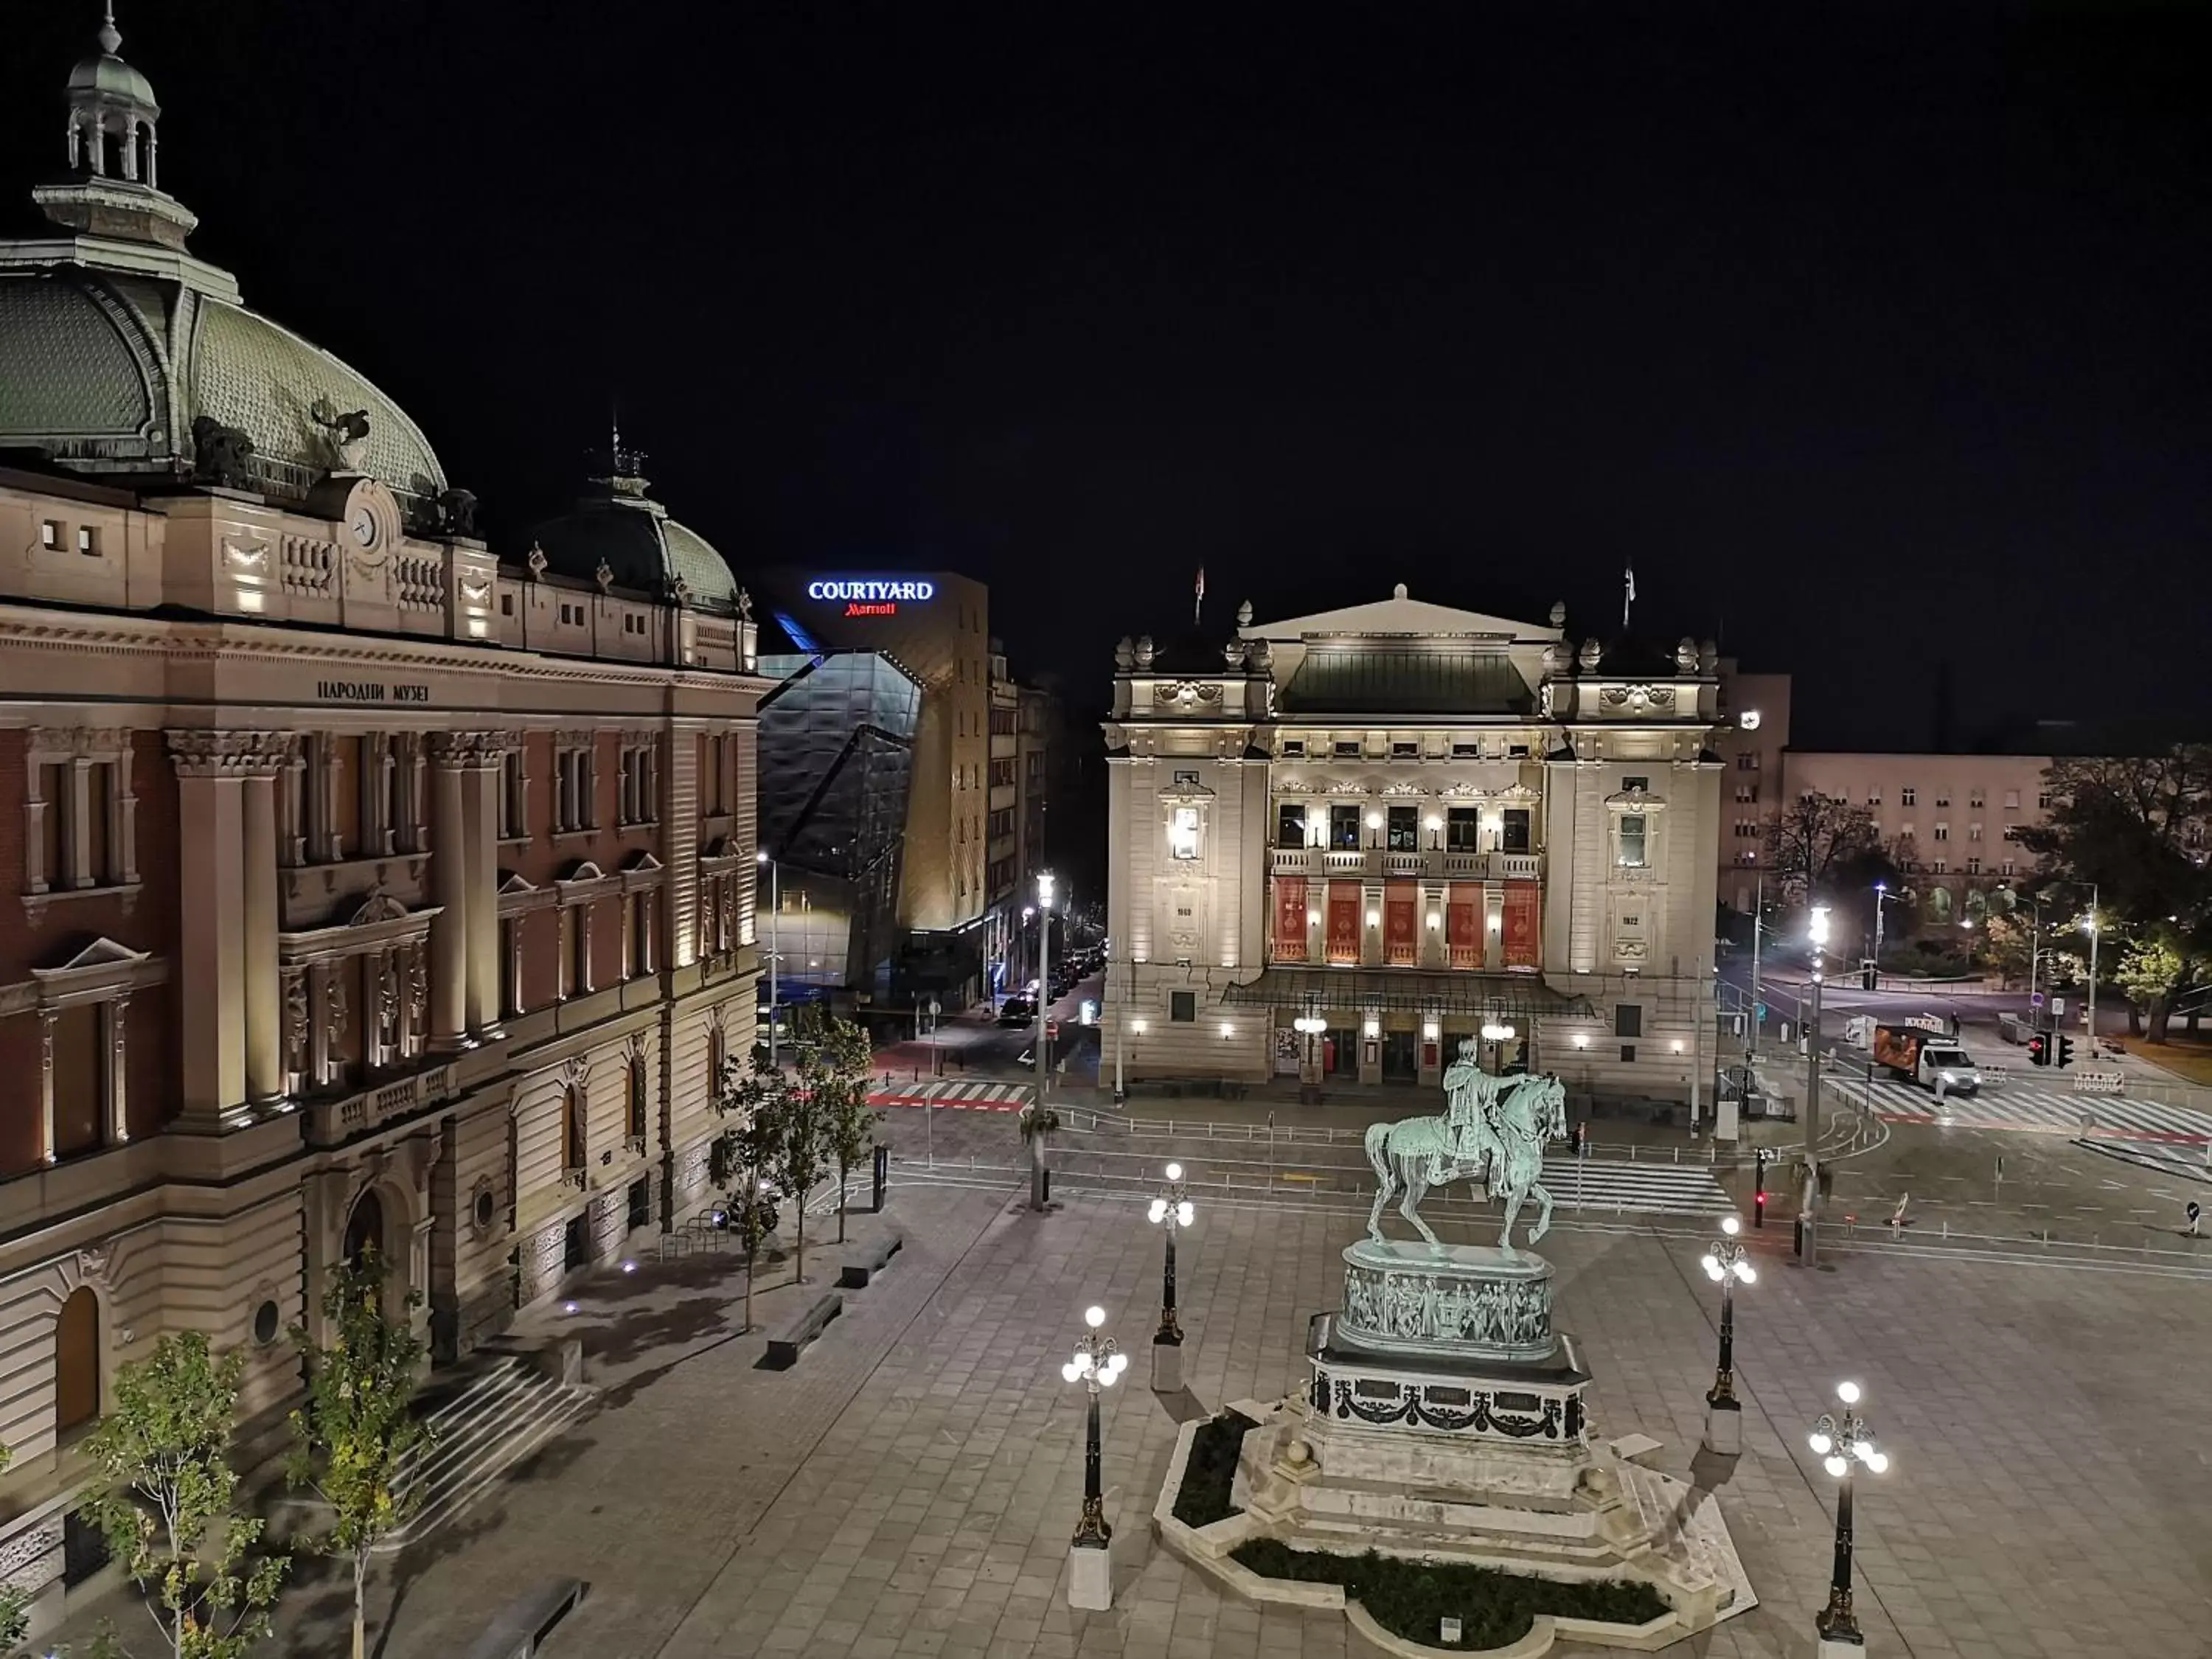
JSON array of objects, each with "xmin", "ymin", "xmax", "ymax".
[{"xmin": 872, "ymin": 1144, "xmax": 888, "ymax": 1212}]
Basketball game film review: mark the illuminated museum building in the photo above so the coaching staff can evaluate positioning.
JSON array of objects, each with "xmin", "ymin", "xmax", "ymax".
[
  {"xmin": 1103, "ymin": 588, "xmax": 1725, "ymax": 1096},
  {"xmin": 0, "ymin": 21, "xmax": 768, "ymax": 1628}
]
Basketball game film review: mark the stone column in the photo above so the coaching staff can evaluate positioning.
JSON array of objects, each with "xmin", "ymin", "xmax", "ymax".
[
  {"xmin": 170, "ymin": 731, "xmax": 271, "ymax": 1124},
  {"xmin": 428, "ymin": 737, "xmax": 472, "ymax": 1047},
  {"xmin": 243, "ymin": 773, "xmax": 282, "ymax": 1102},
  {"xmin": 464, "ymin": 754, "xmax": 501, "ymax": 1035}
]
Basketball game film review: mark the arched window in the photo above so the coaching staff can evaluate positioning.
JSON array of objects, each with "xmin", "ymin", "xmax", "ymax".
[
  {"xmin": 344, "ymin": 1189, "xmax": 385, "ymax": 1267},
  {"xmin": 55, "ymin": 1286, "xmax": 100, "ymax": 1439},
  {"xmin": 563, "ymin": 1085, "xmax": 585, "ymax": 1172}
]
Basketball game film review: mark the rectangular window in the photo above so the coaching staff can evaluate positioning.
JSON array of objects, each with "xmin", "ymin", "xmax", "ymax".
[
  {"xmin": 2005, "ymin": 790, "xmax": 2020, "ymax": 810},
  {"xmin": 501, "ymin": 592, "xmax": 515, "ymax": 616},
  {"xmin": 1170, "ymin": 991, "xmax": 1196, "ymax": 1023},
  {"xmin": 1933, "ymin": 823, "xmax": 1949, "ymax": 841},
  {"xmin": 52, "ymin": 1003, "xmax": 103, "ymax": 1159},
  {"xmin": 1506, "ymin": 743, "xmax": 1529, "ymax": 760},
  {"xmin": 40, "ymin": 761, "xmax": 68, "ymax": 884},
  {"xmin": 1734, "ymin": 784, "xmax": 1757, "ymax": 802},
  {"xmin": 76, "ymin": 525, "xmax": 98, "ymax": 556},
  {"xmin": 2002, "ymin": 825, "xmax": 2023, "ymax": 842},
  {"xmin": 1736, "ymin": 753, "xmax": 1758, "ymax": 771},
  {"xmin": 1615, "ymin": 1004, "xmax": 1643, "ymax": 1038},
  {"xmin": 1329, "ymin": 804, "xmax": 1360, "ymax": 850},
  {"xmin": 1620, "ymin": 1043, "xmax": 1637, "ymax": 1064},
  {"xmin": 1451, "ymin": 740, "xmax": 1481, "ymax": 759},
  {"xmin": 1386, "ymin": 804, "xmax": 1418, "ymax": 852},
  {"xmin": 1500, "ymin": 808, "xmax": 1531, "ymax": 852},
  {"xmin": 1445, "ymin": 807, "xmax": 1479, "ymax": 852},
  {"xmin": 501, "ymin": 749, "xmax": 526, "ymax": 837},
  {"xmin": 1616, "ymin": 814, "xmax": 1648, "ymax": 867},
  {"xmin": 1167, "ymin": 804, "xmax": 1200, "ymax": 860},
  {"xmin": 1969, "ymin": 790, "xmax": 1985, "ymax": 808},
  {"xmin": 1276, "ymin": 803, "xmax": 1307, "ymax": 848},
  {"xmin": 1391, "ymin": 740, "xmax": 1419, "ymax": 760},
  {"xmin": 1968, "ymin": 822, "xmax": 1983, "ymax": 841},
  {"xmin": 1931, "ymin": 859, "xmax": 1947, "ymax": 874},
  {"xmin": 2037, "ymin": 790, "xmax": 2055, "ymax": 809},
  {"xmin": 1273, "ymin": 875, "xmax": 1309, "ymax": 961},
  {"xmin": 1935, "ymin": 793, "xmax": 1950, "ymax": 807},
  {"xmin": 1865, "ymin": 790, "xmax": 1881, "ymax": 806},
  {"xmin": 1279, "ymin": 739, "xmax": 1305, "ymax": 758},
  {"xmin": 1900, "ymin": 787, "xmax": 1916, "ymax": 806},
  {"xmin": 40, "ymin": 521, "xmax": 60, "ymax": 550},
  {"xmin": 2000, "ymin": 858, "xmax": 2017, "ymax": 876},
  {"xmin": 85, "ymin": 762, "xmax": 112, "ymax": 884},
  {"xmin": 1966, "ymin": 856, "xmax": 1983, "ymax": 874},
  {"xmin": 1333, "ymin": 740, "xmax": 1361, "ymax": 759}
]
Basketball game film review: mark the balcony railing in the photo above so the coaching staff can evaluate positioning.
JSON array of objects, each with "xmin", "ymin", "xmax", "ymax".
[
  {"xmin": 1276, "ymin": 849, "xmax": 1546, "ymax": 882},
  {"xmin": 305, "ymin": 1060, "xmax": 459, "ymax": 1147}
]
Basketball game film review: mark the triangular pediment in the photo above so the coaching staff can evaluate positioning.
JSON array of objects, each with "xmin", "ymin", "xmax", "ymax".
[
  {"xmin": 40, "ymin": 935, "xmax": 150, "ymax": 975},
  {"xmin": 498, "ymin": 870, "xmax": 538, "ymax": 894},
  {"xmin": 1245, "ymin": 585, "xmax": 1559, "ymax": 643}
]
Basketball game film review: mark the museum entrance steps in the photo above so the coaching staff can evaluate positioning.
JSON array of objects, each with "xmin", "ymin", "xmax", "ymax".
[{"xmin": 377, "ymin": 1349, "xmax": 596, "ymax": 1552}]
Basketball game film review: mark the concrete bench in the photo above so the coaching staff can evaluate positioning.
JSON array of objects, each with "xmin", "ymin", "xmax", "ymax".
[
  {"xmin": 763, "ymin": 1292, "xmax": 843, "ymax": 1368},
  {"xmin": 837, "ymin": 1231, "xmax": 905, "ymax": 1290},
  {"xmin": 462, "ymin": 1577, "xmax": 588, "ymax": 1659}
]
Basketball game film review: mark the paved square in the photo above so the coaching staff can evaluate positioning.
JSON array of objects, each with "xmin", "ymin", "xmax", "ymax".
[{"xmin": 226, "ymin": 1173, "xmax": 2211, "ymax": 1658}]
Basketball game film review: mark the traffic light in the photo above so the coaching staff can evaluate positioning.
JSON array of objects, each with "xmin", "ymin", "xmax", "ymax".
[
  {"xmin": 2056, "ymin": 1034, "xmax": 2076, "ymax": 1069},
  {"xmin": 2027, "ymin": 1034, "xmax": 2048, "ymax": 1067}
]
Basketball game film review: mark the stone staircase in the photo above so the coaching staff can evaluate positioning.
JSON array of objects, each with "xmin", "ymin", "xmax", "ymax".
[{"xmin": 375, "ymin": 1352, "xmax": 596, "ymax": 1553}]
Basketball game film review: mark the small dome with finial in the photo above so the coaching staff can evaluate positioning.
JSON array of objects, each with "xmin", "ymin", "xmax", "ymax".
[{"xmin": 68, "ymin": 6, "xmax": 159, "ymax": 112}]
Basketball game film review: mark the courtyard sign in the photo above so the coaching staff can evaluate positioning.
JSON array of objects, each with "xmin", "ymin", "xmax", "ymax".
[{"xmin": 805, "ymin": 577, "xmax": 936, "ymax": 608}]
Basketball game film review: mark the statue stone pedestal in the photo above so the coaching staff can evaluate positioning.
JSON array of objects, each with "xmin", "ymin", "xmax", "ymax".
[
  {"xmin": 1703, "ymin": 1394, "xmax": 1743, "ymax": 1455},
  {"xmin": 1152, "ymin": 1336, "xmax": 1183, "ymax": 1394},
  {"xmin": 1065, "ymin": 1541, "xmax": 1111, "ymax": 1610}
]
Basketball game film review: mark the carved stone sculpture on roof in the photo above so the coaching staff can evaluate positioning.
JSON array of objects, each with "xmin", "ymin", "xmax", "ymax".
[
  {"xmin": 1113, "ymin": 636, "xmax": 1135, "ymax": 670},
  {"xmin": 1237, "ymin": 599, "xmax": 1255, "ymax": 628},
  {"xmin": 525, "ymin": 543, "xmax": 549, "ymax": 580},
  {"xmin": 1133, "ymin": 635, "xmax": 1155, "ymax": 669},
  {"xmin": 736, "ymin": 586, "xmax": 754, "ymax": 622},
  {"xmin": 190, "ymin": 415, "xmax": 256, "ymax": 490},
  {"xmin": 1577, "ymin": 637, "xmax": 1603, "ymax": 671},
  {"xmin": 438, "ymin": 487, "xmax": 479, "ymax": 538},
  {"xmin": 308, "ymin": 398, "xmax": 372, "ymax": 473},
  {"xmin": 594, "ymin": 557, "xmax": 616, "ymax": 593},
  {"xmin": 1548, "ymin": 599, "xmax": 1567, "ymax": 629},
  {"xmin": 1675, "ymin": 636, "xmax": 1699, "ymax": 674}
]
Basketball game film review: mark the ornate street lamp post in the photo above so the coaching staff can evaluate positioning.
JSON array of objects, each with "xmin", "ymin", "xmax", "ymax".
[
  {"xmin": 1062, "ymin": 1304, "xmax": 1127, "ymax": 1610},
  {"xmin": 1802, "ymin": 903, "xmax": 1829, "ymax": 1267},
  {"xmin": 1809, "ymin": 1380, "xmax": 1890, "ymax": 1655},
  {"xmin": 1147, "ymin": 1164, "xmax": 1195, "ymax": 1392},
  {"xmin": 1697, "ymin": 1215, "xmax": 1756, "ymax": 1453}
]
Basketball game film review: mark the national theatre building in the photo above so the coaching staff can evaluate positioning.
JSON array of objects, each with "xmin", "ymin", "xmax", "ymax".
[
  {"xmin": 0, "ymin": 20, "xmax": 765, "ymax": 1627},
  {"xmin": 1103, "ymin": 587, "xmax": 1723, "ymax": 1105}
]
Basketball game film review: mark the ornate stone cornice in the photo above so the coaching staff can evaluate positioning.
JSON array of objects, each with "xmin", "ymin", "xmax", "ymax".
[
  {"xmin": 165, "ymin": 729, "xmax": 299, "ymax": 778},
  {"xmin": 427, "ymin": 731, "xmax": 507, "ymax": 766}
]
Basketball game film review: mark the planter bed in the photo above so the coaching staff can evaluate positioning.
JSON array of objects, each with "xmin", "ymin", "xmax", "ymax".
[{"xmin": 1229, "ymin": 1541, "xmax": 1667, "ymax": 1654}]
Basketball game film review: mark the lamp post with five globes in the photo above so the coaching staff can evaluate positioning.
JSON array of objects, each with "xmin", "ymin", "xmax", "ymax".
[
  {"xmin": 1062, "ymin": 1305, "xmax": 1127, "ymax": 1610},
  {"xmin": 1698, "ymin": 1215, "xmax": 1756, "ymax": 1453},
  {"xmin": 1809, "ymin": 1380, "xmax": 1889, "ymax": 1655},
  {"xmin": 1147, "ymin": 1164, "xmax": 1195, "ymax": 1391}
]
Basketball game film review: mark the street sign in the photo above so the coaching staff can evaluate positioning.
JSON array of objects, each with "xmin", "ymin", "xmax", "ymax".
[
  {"xmin": 1756, "ymin": 1002, "xmax": 1768, "ymax": 1021},
  {"xmin": 2050, "ymin": 997, "xmax": 2065, "ymax": 1018},
  {"xmin": 2029, "ymin": 992, "xmax": 2045, "ymax": 1009}
]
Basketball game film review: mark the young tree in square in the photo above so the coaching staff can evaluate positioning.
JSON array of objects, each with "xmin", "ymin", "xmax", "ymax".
[
  {"xmin": 287, "ymin": 1254, "xmax": 433, "ymax": 1659},
  {"xmin": 768, "ymin": 1015, "xmax": 834, "ymax": 1284},
  {"xmin": 801, "ymin": 1006, "xmax": 880, "ymax": 1243},
  {"xmin": 712, "ymin": 1037, "xmax": 790, "ymax": 1330},
  {"xmin": 80, "ymin": 1330, "xmax": 287, "ymax": 1659}
]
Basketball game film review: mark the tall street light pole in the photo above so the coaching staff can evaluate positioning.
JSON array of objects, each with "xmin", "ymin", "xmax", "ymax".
[
  {"xmin": 1746, "ymin": 867, "xmax": 1764, "ymax": 1063},
  {"xmin": 757, "ymin": 849, "xmax": 779, "ymax": 1067},
  {"xmin": 2081, "ymin": 885, "xmax": 2101, "ymax": 1057},
  {"xmin": 1035, "ymin": 871, "xmax": 1055, "ymax": 1106},
  {"xmin": 1061, "ymin": 1304, "xmax": 1126, "ymax": 1610},
  {"xmin": 1802, "ymin": 904, "xmax": 1829, "ymax": 1268},
  {"xmin": 1147, "ymin": 1164, "xmax": 1194, "ymax": 1392},
  {"xmin": 1810, "ymin": 1380, "xmax": 1890, "ymax": 1657},
  {"xmin": 1699, "ymin": 1215, "xmax": 1756, "ymax": 1453}
]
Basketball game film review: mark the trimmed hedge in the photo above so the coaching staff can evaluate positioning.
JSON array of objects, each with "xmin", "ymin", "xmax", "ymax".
[
  {"xmin": 1172, "ymin": 1409, "xmax": 1257, "ymax": 1526},
  {"xmin": 1229, "ymin": 1542, "xmax": 1668, "ymax": 1651}
]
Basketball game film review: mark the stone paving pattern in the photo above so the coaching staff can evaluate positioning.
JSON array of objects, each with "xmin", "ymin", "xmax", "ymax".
[{"xmin": 221, "ymin": 1171, "xmax": 2212, "ymax": 1658}]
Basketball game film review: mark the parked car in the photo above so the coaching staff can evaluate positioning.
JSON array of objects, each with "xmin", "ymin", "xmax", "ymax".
[{"xmin": 998, "ymin": 996, "xmax": 1036, "ymax": 1026}]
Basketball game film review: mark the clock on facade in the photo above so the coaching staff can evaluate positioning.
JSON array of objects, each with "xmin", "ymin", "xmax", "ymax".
[{"xmin": 349, "ymin": 508, "xmax": 379, "ymax": 548}]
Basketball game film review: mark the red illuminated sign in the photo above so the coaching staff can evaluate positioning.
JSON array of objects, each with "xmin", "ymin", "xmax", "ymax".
[{"xmin": 844, "ymin": 602, "xmax": 898, "ymax": 616}]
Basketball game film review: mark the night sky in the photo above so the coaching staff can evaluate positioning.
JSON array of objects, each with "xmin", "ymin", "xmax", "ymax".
[{"xmin": 5, "ymin": 2, "xmax": 2207, "ymax": 751}]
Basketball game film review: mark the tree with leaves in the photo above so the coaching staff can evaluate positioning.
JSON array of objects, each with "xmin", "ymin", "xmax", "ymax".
[
  {"xmin": 1976, "ymin": 908, "xmax": 2037, "ymax": 990},
  {"xmin": 713, "ymin": 1039, "xmax": 791, "ymax": 1330},
  {"xmin": 2018, "ymin": 748, "xmax": 2212, "ymax": 1043},
  {"xmin": 0, "ymin": 1441, "xmax": 28, "ymax": 1651},
  {"xmin": 800, "ymin": 1007, "xmax": 879, "ymax": 1243},
  {"xmin": 286, "ymin": 1255, "xmax": 432, "ymax": 1659},
  {"xmin": 81, "ymin": 1330, "xmax": 286, "ymax": 1659},
  {"xmin": 767, "ymin": 1037, "xmax": 833, "ymax": 1286}
]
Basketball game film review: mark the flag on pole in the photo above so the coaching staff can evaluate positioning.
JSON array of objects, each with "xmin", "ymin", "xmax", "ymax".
[
  {"xmin": 1194, "ymin": 566, "xmax": 1206, "ymax": 627},
  {"xmin": 1622, "ymin": 561, "xmax": 1636, "ymax": 629}
]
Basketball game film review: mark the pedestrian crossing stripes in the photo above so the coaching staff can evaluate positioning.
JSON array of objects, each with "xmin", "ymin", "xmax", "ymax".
[
  {"xmin": 1826, "ymin": 1074, "xmax": 2212, "ymax": 1144},
  {"xmin": 1542, "ymin": 1157, "xmax": 1736, "ymax": 1219},
  {"xmin": 869, "ymin": 1080, "xmax": 1034, "ymax": 1113}
]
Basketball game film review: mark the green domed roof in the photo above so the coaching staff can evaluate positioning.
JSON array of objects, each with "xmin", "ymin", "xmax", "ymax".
[
  {"xmin": 66, "ymin": 52, "xmax": 156, "ymax": 108},
  {"xmin": 527, "ymin": 477, "xmax": 740, "ymax": 607}
]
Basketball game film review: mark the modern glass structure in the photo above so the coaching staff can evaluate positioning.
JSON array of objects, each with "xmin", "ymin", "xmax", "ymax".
[{"xmin": 756, "ymin": 650, "xmax": 922, "ymax": 1001}]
